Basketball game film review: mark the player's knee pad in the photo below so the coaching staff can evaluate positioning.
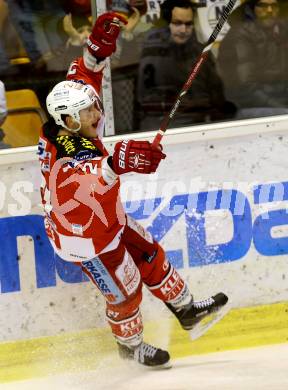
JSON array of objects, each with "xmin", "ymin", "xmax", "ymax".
[
  {"xmin": 147, "ymin": 263, "xmax": 191, "ymax": 307},
  {"xmin": 106, "ymin": 307, "xmax": 143, "ymax": 347}
]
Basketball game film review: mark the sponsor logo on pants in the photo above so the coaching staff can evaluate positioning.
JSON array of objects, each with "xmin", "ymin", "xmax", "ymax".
[
  {"xmin": 115, "ymin": 252, "xmax": 141, "ymax": 295},
  {"xmin": 120, "ymin": 315, "xmax": 142, "ymax": 338},
  {"xmin": 82, "ymin": 258, "xmax": 125, "ymax": 304},
  {"xmin": 160, "ymin": 268, "xmax": 185, "ymax": 301}
]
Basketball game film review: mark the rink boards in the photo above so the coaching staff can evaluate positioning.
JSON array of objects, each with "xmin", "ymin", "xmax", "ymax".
[{"xmin": 1, "ymin": 116, "xmax": 288, "ymax": 381}]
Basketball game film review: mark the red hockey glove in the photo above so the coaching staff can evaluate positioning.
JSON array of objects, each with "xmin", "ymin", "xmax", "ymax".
[
  {"xmin": 87, "ymin": 12, "xmax": 127, "ymax": 59},
  {"xmin": 111, "ymin": 140, "xmax": 166, "ymax": 175}
]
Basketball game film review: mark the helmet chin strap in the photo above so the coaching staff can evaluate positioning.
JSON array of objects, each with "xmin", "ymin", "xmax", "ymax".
[{"xmin": 61, "ymin": 117, "xmax": 81, "ymax": 133}]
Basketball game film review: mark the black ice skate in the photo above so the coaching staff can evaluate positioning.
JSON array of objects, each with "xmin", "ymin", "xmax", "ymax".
[
  {"xmin": 118, "ymin": 341, "xmax": 171, "ymax": 369},
  {"xmin": 166, "ymin": 292, "xmax": 230, "ymax": 340}
]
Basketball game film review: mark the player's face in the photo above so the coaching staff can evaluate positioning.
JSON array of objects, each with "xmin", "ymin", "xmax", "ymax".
[
  {"xmin": 169, "ymin": 7, "xmax": 194, "ymax": 45},
  {"xmin": 255, "ymin": 0, "xmax": 279, "ymax": 27},
  {"xmin": 79, "ymin": 102, "xmax": 102, "ymax": 138}
]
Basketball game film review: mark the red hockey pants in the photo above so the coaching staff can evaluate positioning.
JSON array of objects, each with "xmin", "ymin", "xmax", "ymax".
[{"xmin": 77, "ymin": 217, "xmax": 190, "ymax": 346}]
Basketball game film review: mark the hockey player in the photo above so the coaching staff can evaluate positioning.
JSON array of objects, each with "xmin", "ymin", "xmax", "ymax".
[{"xmin": 38, "ymin": 11, "xmax": 228, "ymax": 368}]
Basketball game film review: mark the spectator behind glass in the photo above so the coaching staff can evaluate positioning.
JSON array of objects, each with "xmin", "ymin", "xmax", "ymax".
[
  {"xmin": 0, "ymin": 80, "xmax": 10, "ymax": 149},
  {"xmin": 108, "ymin": 0, "xmax": 147, "ymax": 68},
  {"xmin": 217, "ymin": 0, "xmax": 288, "ymax": 119},
  {"xmin": 59, "ymin": 0, "xmax": 91, "ymax": 17},
  {"xmin": 137, "ymin": 0, "xmax": 235, "ymax": 131},
  {"xmin": 40, "ymin": 0, "xmax": 93, "ymax": 72},
  {"xmin": 4, "ymin": 0, "xmax": 94, "ymax": 72},
  {"xmin": 44, "ymin": 13, "xmax": 93, "ymax": 72},
  {"xmin": 5, "ymin": 0, "xmax": 65, "ymax": 70}
]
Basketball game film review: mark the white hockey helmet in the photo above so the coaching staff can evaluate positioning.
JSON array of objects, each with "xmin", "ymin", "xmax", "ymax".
[{"xmin": 46, "ymin": 80, "xmax": 102, "ymax": 132}]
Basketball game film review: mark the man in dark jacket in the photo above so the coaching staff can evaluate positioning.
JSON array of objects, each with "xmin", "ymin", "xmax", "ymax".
[
  {"xmin": 137, "ymin": 0, "xmax": 234, "ymax": 130},
  {"xmin": 217, "ymin": 0, "xmax": 288, "ymax": 118}
]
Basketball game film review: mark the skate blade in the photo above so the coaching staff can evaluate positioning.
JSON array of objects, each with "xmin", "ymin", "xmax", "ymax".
[
  {"xmin": 126, "ymin": 358, "xmax": 172, "ymax": 370},
  {"xmin": 189, "ymin": 303, "xmax": 231, "ymax": 341},
  {"xmin": 147, "ymin": 361, "xmax": 172, "ymax": 370},
  {"xmin": 131, "ymin": 360, "xmax": 172, "ymax": 370}
]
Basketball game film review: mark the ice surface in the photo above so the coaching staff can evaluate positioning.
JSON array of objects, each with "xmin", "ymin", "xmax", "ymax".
[{"xmin": 1, "ymin": 344, "xmax": 288, "ymax": 390}]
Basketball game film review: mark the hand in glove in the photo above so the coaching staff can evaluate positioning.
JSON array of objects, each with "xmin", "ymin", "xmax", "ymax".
[
  {"xmin": 111, "ymin": 140, "xmax": 166, "ymax": 175},
  {"xmin": 87, "ymin": 12, "xmax": 127, "ymax": 59}
]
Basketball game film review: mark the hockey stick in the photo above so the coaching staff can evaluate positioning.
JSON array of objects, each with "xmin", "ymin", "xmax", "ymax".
[{"xmin": 152, "ymin": 0, "xmax": 237, "ymax": 148}]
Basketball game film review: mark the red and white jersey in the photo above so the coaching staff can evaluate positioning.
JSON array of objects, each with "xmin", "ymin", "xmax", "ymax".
[{"xmin": 38, "ymin": 57, "xmax": 125, "ymax": 262}]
